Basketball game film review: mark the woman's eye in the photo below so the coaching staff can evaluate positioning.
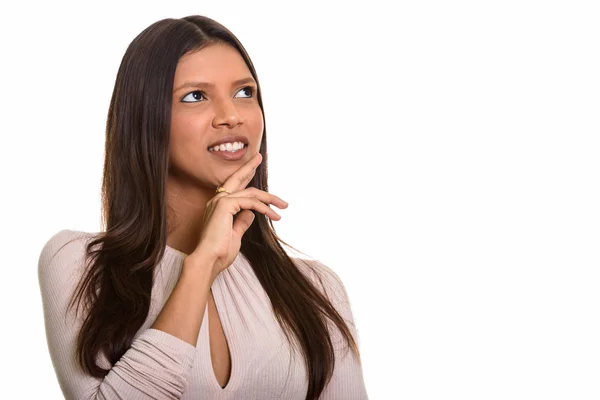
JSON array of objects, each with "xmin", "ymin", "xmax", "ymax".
[
  {"xmin": 236, "ymin": 86, "xmax": 254, "ymax": 98},
  {"xmin": 181, "ymin": 90, "xmax": 205, "ymax": 103},
  {"xmin": 181, "ymin": 86, "xmax": 255, "ymax": 103}
]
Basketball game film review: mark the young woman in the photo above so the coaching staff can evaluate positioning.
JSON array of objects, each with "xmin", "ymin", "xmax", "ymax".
[{"xmin": 38, "ymin": 15, "xmax": 368, "ymax": 400}]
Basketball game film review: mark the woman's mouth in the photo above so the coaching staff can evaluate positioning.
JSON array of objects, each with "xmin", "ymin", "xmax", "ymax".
[{"xmin": 208, "ymin": 142, "xmax": 248, "ymax": 161}]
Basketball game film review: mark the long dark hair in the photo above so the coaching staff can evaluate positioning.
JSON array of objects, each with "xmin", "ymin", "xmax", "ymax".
[{"xmin": 65, "ymin": 15, "xmax": 361, "ymax": 400}]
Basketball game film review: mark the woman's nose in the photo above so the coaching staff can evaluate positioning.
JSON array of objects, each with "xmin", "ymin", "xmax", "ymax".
[{"xmin": 211, "ymin": 100, "xmax": 244, "ymax": 128}]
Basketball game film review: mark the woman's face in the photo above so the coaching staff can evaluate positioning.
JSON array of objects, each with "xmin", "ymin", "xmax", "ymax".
[{"xmin": 169, "ymin": 43, "xmax": 264, "ymax": 189}]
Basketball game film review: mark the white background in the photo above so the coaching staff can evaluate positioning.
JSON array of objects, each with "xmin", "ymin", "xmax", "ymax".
[{"xmin": 1, "ymin": 1, "xmax": 599, "ymax": 399}]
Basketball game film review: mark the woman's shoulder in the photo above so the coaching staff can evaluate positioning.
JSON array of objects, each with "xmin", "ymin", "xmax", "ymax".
[
  {"xmin": 291, "ymin": 256, "xmax": 350, "ymax": 306},
  {"xmin": 37, "ymin": 229, "xmax": 97, "ymax": 284},
  {"xmin": 38, "ymin": 229, "xmax": 95, "ymax": 261}
]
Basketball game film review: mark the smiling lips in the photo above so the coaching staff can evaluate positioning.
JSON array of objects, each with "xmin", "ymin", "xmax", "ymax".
[
  {"xmin": 208, "ymin": 142, "xmax": 246, "ymax": 152},
  {"xmin": 208, "ymin": 143, "xmax": 248, "ymax": 161},
  {"xmin": 207, "ymin": 134, "xmax": 249, "ymax": 149}
]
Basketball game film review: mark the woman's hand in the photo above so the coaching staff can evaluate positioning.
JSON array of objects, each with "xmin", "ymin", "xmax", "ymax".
[{"xmin": 187, "ymin": 152, "xmax": 288, "ymax": 278}]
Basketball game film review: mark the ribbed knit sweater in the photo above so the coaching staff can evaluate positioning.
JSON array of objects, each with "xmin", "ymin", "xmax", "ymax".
[{"xmin": 37, "ymin": 229, "xmax": 368, "ymax": 399}]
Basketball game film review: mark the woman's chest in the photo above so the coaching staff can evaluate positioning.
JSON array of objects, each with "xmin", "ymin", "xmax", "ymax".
[{"xmin": 183, "ymin": 271, "xmax": 310, "ymax": 399}]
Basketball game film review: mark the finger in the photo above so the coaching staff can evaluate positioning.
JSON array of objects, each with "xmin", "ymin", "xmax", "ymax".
[
  {"xmin": 213, "ymin": 164, "xmax": 257, "ymax": 201},
  {"xmin": 232, "ymin": 209, "xmax": 255, "ymax": 237},
  {"xmin": 227, "ymin": 187, "xmax": 289, "ymax": 210},
  {"xmin": 221, "ymin": 196, "xmax": 282, "ymax": 221},
  {"xmin": 215, "ymin": 153, "xmax": 262, "ymax": 197},
  {"xmin": 226, "ymin": 152, "xmax": 263, "ymax": 192}
]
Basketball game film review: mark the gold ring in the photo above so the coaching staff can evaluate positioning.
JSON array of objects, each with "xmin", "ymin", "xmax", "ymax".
[{"xmin": 215, "ymin": 186, "xmax": 231, "ymax": 195}]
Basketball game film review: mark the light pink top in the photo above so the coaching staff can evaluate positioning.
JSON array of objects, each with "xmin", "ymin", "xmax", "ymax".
[{"xmin": 38, "ymin": 229, "xmax": 368, "ymax": 399}]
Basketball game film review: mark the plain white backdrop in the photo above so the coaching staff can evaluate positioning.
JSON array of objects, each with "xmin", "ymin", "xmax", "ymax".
[{"xmin": 1, "ymin": 0, "xmax": 599, "ymax": 399}]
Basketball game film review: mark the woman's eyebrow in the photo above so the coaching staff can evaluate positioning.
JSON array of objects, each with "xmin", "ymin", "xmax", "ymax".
[{"xmin": 173, "ymin": 77, "xmax": 256, "ymax": 93}]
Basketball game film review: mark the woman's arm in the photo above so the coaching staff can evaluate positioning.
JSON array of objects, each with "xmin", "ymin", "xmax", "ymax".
[{"xmin": 37, "ymin": 229, "xmax": 208, "ymax": 400}]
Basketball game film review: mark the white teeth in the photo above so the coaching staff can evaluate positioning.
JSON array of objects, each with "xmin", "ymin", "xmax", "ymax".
[{"xmin": 209, "ymin": 142, "xmax": 246, "ymax": 152}]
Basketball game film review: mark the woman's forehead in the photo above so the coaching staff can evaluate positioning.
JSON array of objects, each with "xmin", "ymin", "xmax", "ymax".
[{"xmin": 174, "ymin": 44, "xmax": 251, "ymax": 88}]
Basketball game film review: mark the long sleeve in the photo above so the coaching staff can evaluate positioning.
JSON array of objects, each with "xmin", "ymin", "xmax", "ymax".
[
  {"xmin": 302, "ymin": 259, "xmax": 370, "ymax": 400},
  {"xmin": 37, "ymin": 229, "xmax": 198, "ymax": 400}
]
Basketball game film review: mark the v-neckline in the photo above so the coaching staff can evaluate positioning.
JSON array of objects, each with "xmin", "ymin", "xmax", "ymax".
[
  {"xmin": 163, "ymin": 244, "xmax": 242, "ymax": 391},
  {"xmin": 207, "ymin": 273, "xmax": 239, "ymax": 392}
]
